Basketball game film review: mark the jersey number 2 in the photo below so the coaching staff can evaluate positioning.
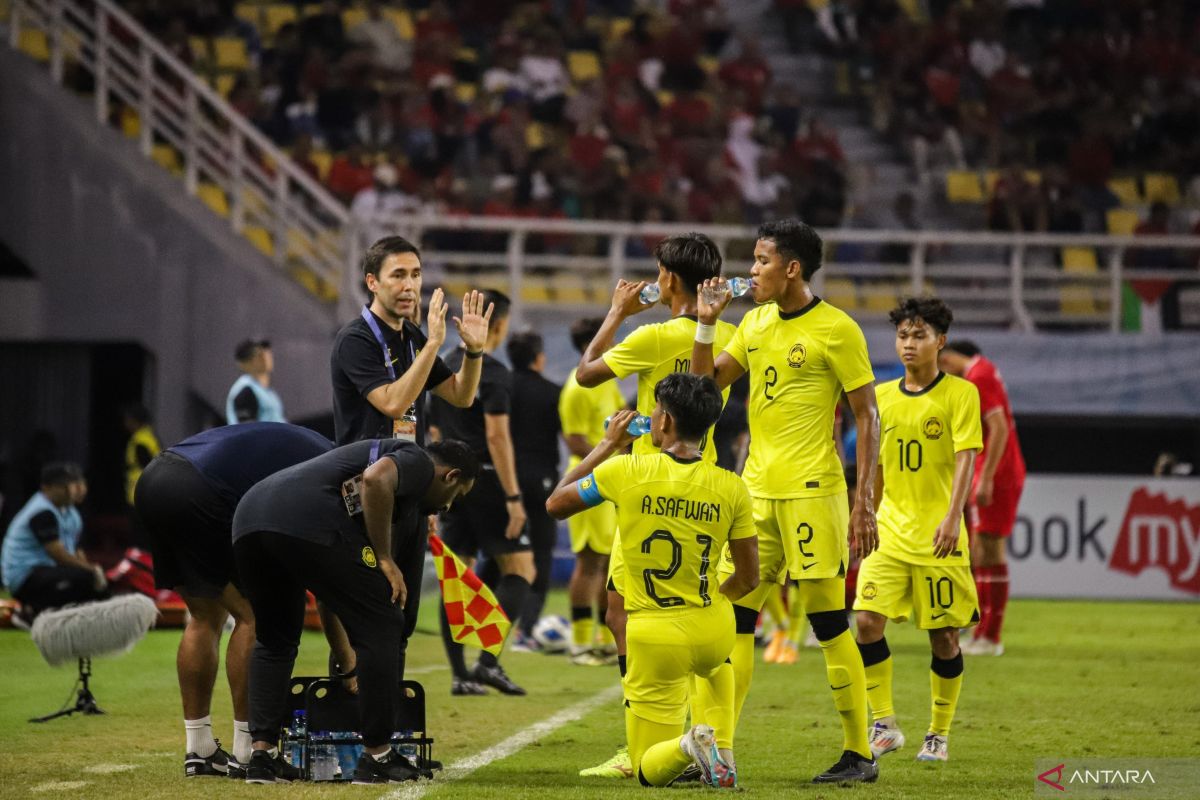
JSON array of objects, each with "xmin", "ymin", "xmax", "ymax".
[{"xmin": 641, "ymin": 530, "xmax": 714, "ymax": 608}]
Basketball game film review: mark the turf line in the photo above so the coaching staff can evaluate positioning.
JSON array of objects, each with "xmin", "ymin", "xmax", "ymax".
[{"xmin": 379, "ymin": 683, "xmax": 623, "ymax": 800}]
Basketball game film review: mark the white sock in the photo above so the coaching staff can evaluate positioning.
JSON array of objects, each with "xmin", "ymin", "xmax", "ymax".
[
  {"xmin": 370, "ymin": 750, "xmax": 393, "ymax": 762},
  {"xmin": 184, "ymin": 716, "xmax": 217, "ymax": 758},
  {"xmin": 233, "ymin": 721, "xmax": 252, "ymax": 764}
]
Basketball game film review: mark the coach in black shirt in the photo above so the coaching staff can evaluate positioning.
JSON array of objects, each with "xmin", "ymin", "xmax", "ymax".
[
  {"xmin": 233, "ymin": 438, "xmax": 478, "ymax": 784},
  {"xmin": 505, "ymin": 330, "xmax": 562, "ymax": 645}
]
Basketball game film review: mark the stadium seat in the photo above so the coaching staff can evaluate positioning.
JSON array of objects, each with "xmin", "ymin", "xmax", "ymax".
[
  {"xmin": 197, "ymin": 182, "xmax": 230, "ymax": 217},
  {"xmin": 18, "ymin": 28, "xmax": 49, "ymax": 62},
  {"xmin": 189, "ymin": 36, "xmax": 210, "ymax": 65},
  {"xmin": 383, "ymin": 8, "xmax": 415, "ymax": 40},
  {"xmin": 608, "ymin": 17, "xmax": 633, "ymax": 41},
  {"xmin": 1059, "ymin": 284, "xmax": 1098, "ymax": 316},
  {"xmin": 234, "ymin": 3, "xmax": 261, "ymax": 32},
  {"xmin": 1107, "ymin": 177, "xmax": 1141, "ymax": 207},
  {"xmin": 1106, "ymin": 209, "xmax": 1140, "ymax": 235},
  {"xmin": 120, "ymin": 108, "xmax": 140, "ymax": 139},
  {"xmin": 526, "ymin": 122, "xmax": 548, "ymax": 149},
  {"xmin": 308, "ymin": 149, "xmax": 332, "ymax": 180},
  {"xmin": 455, "ymin": 83, "xmax": 478, "ymax": 103},
  {"xmin": 213, "ymin": 36, "xmax": 250, "ymax": 71},
  {"xmin": 264, "ymin": 4, "xmax": 299, "ymax": 37},
  {"xmin": 896, "ymin": 0, "xmax": 926, "ymax": 22},
  {"xmin": 214, "ymin": 74, "xmax": 236, "ymax": 96},
  {"xmin": 568, "ymin": 51, "xmax": 602, "ymax": 83},
  {"xmin": 1143, "ymin": 173, "xmax": 1181, "ymax": 205},
  {"xmin": 151, "ymin": 144, "xmax": 182, "ymax": 176},
  {"xmin": 1061, "ymin": 247, "xmax": 1099, "ymax": 273},
  {"xmin": 341, "ymin": 8, "xmax": 367, "ymax": 30},
  {"xmin": 824, "ymin": 277, "xmax": 858, "ymax": 310},
  {"xmin": 946, "ymin": 171, "xmax": 984, "ymax": 203},
  {"xmin": 243, "ymin": 225, "xmax": 274, "ymax": 257},
  {"xmin": 698, "ymin": 55, "xmax": 719, "ymax": 76},
  {"xmin": 456, "ymin": 47, "xmax": 479, "ymax": 64},
  {"xmin": 863, "ymin": 282, "xmax": 900, "ymax": 313},
  {"xmin": 301, "ymin": 3, "xmax": 323, "ymax": 17}
]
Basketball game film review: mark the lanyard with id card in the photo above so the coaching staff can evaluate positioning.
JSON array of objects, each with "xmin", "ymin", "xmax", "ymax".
[
  {"xmin": 361, "ymin": 305, "xmax": 419, "ymax": 441},
  {"xmin": 341, "ymin": 440, "xmax": 382, "ymax": 517}
]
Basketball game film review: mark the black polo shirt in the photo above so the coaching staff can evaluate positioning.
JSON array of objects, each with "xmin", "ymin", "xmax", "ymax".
[
  {"xmin": 231, "ymin": 439, "xmax": 433, "ymax": 555},
  {"xmin": 509, "ymin": 367, "xmax": 561, "ymax": 483},
  {"xmin": 331, "ymin": 309, "xmax": 453, "ymax": 445},
  {"xmin": 429, "ymin": 349, "xmax": 511, "ymax": 466}
]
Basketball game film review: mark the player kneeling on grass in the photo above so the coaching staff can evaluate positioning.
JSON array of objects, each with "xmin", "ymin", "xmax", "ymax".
[
  {"xmin": 547, "ymin": 373, "xmax": 759, "ymax": 788},
  {"xmin": 854, "ymin": 297, "xmax": 982, "ymax": 763}
]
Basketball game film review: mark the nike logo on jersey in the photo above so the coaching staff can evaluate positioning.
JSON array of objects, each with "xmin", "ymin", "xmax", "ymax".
[
  {"xmin": 747, "ymin": 346, "xmax": 759, "ymax": 352},
  {"xmin": 802, "ymin": 563, "xmax": 817, "ymax": 571},
  {"xmin": 931, "ymin": 612, "xmax": 947, "ymax": 620},
  {"xmin": 829, "ymin": 683, "xmax": 851, "ymax": 691},
  {"xmin": 882, "ymin": 425, "xmax": 898, "ymax": 434}
]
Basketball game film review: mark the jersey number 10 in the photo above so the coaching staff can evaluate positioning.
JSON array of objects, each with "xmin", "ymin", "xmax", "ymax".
[
  {"xmin": 895, "ymin": 438, "xmax": 923, "ymax": 472},
  {"xmin": 641, "ymin": 530, "xmax": 714, "ymax": 608}
]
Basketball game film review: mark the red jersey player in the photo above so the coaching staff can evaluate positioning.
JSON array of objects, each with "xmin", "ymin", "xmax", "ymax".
[{"xmin": 939, "ymin": 341, "xmax": 1025, "ymax": 656}]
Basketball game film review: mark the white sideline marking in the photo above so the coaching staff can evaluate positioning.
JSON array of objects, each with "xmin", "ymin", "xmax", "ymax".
[
  {"xmin": 84, "ymin": 764, "xmax": 138, "ymax": 774},
  {"xmin": 404, "ymin": 665, "xmax": 448, "ymax": 675},
  {"xmin": 31, "ymin": 781, "xmax": 90, "ymax": 793},
  {"xmin": 380, "ymin": 684, "xmax": 623, "ymax": 800}
]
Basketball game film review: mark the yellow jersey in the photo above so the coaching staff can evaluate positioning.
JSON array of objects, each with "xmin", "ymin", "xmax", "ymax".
[
  {"xmin": 590, "ymin": 452, "xmax": 755, "ymax": 613},
  {"xmin": 559, "ymin": 368, "xmax": 626, "ymax": 470},
  {"xmin": 602, "ymin": 315, "xmax": 735, "ymax": 460},
  {"xmin": 724, "ymin": 298, "xmax": 874, "ymax": 499},
  {"xmin": 876, "ymin": 373, "xmax": 983, "ymax": 566},
  {"xmin": 125, "ymin": 424, "xmax": 161, "ymax": 506}
]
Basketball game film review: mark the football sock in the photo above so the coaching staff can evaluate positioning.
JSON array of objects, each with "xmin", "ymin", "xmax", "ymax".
[
  {"xmin": 571, "ymin": 606, "xmax": 594, "ymax": 650},
  {"xmin": 930, "ymin": 651, "xmax": 964, "ymax": 735},
  {"xmin": 184, "ymin": 716, "xmax": 217, "ymax": 758},
  {"xmin": 232, "ymin": 720, "xmax": 252, "ymax": 764},
  {"xmin": 763, "ymin": 585, "xmax": 788, "ymax": 632},
  {"xmin": 729, "ymin": 633, "xmax": 756, "ymax": 730},
  {"xmin": 787, "ymin": 584, "xmax": 807, "ymax": 643},
  {"xmin": 817, "ymin": 628, "xmax": 871, "ymax": 760},
  {"xmin": 691, "ymin": 661, "xmax": 735, "ymax": 750},
  {"xmin": 857, "ymin": 637, "xmax": 894, "ymax": 720},
  {"xmin": 439, "ymin": 606, "xmax": 469, "ymax": 679},
  {"xmin": 986, "ymin": 564, "xmax": 1009, "ymax": 642},
  {"xmin": 495, "ymin": 574, "xmax": 532, "ymax": 625},
  {"xmin": 597, "ymin": 622, "xmax": 615, "ymax": 647},
  {"xmin": 973, "ymin": 565, "xmax": 993, "ymax": 639},
  {"xmin": 627, "ymin": 709, "xmax": 689, "ymax": 787}
]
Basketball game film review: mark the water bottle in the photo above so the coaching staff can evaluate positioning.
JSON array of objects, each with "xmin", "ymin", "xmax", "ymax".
[
  {"xmin": 701, "ymin": 277, "xmax": 751, "ymax": 306},
  {"xmin": 287, "ymin": 710, "xmax": 307, "ymax": 769},
  {"xmin": 310, "ymin": 741, "xmax": 338, "ymax": 781},
  {"xmin": 333, "ymin": 731, "xmax": 362, "ymax": 779},
  {"xmin": 639, "ymin": 283, "xmax": 661, "ymax": 304},
  {"xmin": 396, "ymin": 730, "xmax": 418, "ymax": 766},
  {"xmin": 604, "ymin": 414, "xmax": 652, "ymax": 437}
]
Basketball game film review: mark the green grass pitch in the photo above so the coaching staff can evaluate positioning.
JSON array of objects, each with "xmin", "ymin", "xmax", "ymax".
[{"xmin": 1, "ymin": 597, "xmax": 1196, "ymax": 799}]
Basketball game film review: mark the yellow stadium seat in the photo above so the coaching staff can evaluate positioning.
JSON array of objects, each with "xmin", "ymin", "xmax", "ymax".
[
  {"xmin": 1023, "ymin": 170, "xmax": 1042, "ymax": 185},
  {"xmin": 383, "ymin": 8, "xmax": 414, "ymax": 40},
  {"xmin": 896, "ymin": 0, "xmax": 925, "ymax": 22},
  {"xmin": 1060, "ymin": 285, "xmax": 1098, "ymax": 316},
  {"xmin": 1106, "ymin": 208, "xmax": 1140, "ymax": 235},
  {"xmin": 1143, "ymin": 173, "xmax": 1181, "ymax": 205},
  {"xmin": 213, "ymin": 36, "xmax": 250, "ymax": 71},
  {"xmin": 301, "ymin": 3, "xmax": 323, "ymax": 17},
  {"xmin": 264, "ymin": 4, "xmax": 298, "ymax": 36},
  {"xmin": 567, "ymin": 50, "xmax": 601, "ymax": 83},
  {"xmin": 808, "ymin": 0, "xmax": 830, "ymax": 9},
  {"xmin": 698, "ymin": 55, "xmax": 719, "ymax": 76},
  {"xmin": 197, "ymin": 182, "xmax": 230, "ymax": 217},
  {"xmin": 455, "ymin": 83, "xmax": 478, "ymax": 103},
  {"xmin": 286, "ymin": 228, "xmax": 315, "ymax": 259},
  {"xmin": 455, "ymin": 47, "xmax": 479, "ymax": 64},
  {"xmin": 824, "ymin": 278, "xmax": 858, "ymax": 310},
  {"xmin": 946, "ymin": 171, "xmax": 984, "ymax": 203},
  {"xmin": 308, "ymin": 149, "xmax": 332, "ymax": 180},
  {"xmin": 243, "ymin": 225, "xmax": 274, "ymax": 257},
  {"xmin": 1061, "ymin": 247, "xmax": 1099, "ymax": 273},
  {"xmin": 213, "ymin": 74, "xmax": 236, "ymax": 96},
  {"xmin": 151, "ymin": 144, "xmax": 182, "ymax": 176},
  {"xmin": 656, "ymin": 89, "xmax": 675, "ymax": 106},
  {"xmin": 863, "ymin": 282, "xmax": 900, "ymax": 313},
  {"xmin": 609, "ymin": 17, "xmax": 633, "ymax": 41},
  {"xmin": 120, "ymin": 108, "xmax": 140, "ymax": 139},
  {"xmin": 18, "ymin": 29, "xmax": 49, "ymax": 62},
  {"xmin": 234, "ymin": 3, "xmax": 261, "ymax": 30},
  {"xmin": 1107, "ymin": 177, "xmax": 1141, "ymax": 207},
  {"xmin": 525, "ymin": 122, "xmax": 548, "ymax": 150},
  {"xmin": 342, "ymin": 8, "xmax": 367, "ymax": 29},
  {"xmin": 189, "ymin": 36, "xmax": 209, "ymax": 63}
]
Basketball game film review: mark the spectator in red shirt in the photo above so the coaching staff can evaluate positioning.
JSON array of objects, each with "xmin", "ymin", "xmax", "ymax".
[
  {"xmin": 719, "ymin": 36, "xmax": 772, "ymax": 110},
  {"xmin": 326, "ymin": 143, "xmax": 374, "ymax": 203}
]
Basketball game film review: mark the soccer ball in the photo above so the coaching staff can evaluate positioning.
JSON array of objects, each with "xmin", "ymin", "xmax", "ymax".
[{"xmin": 532, "ymin": 615, "xmax": 571, "ymax": 653}]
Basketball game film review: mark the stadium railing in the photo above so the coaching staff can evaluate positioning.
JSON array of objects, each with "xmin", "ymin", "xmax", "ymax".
[{"xmin": 7, "ymin": 0, "xmax": 348, "ymax": 303}]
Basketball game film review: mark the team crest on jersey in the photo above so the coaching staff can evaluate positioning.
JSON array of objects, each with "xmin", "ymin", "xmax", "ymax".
[
  {"xmin": 787, "ymin": 343, "xmax": 807, "ymax": 369},
  {"xmin": 362, "ymin": 546, "xmax": 377, "ymax": 568},
  {"xmin": 580, "ymin": 477, "xmax": 593, "ymax": 491},
  {"xmin": 861, "ymin": 582, "xmax": 878, "ymax": 600},
  {"xmin": 923, "ymin": 417, "xmax": 944, "ymax": 440}
]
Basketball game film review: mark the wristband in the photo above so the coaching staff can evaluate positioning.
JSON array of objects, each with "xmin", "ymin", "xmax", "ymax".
[
  {"xmin": 694, "ymin": 322, "xmax": 716, "ymax": 344},
  {"xmin": 464, "ymin": 349, "xmax": 484, "ymax": 359},
  {"xmin": 506, "ymin": 494, "xmax": 522, "ymax": 502}
]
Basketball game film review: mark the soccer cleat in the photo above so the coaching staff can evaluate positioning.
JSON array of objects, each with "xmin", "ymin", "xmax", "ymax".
[
  {"xmin": 963, "ymin": 637, "xmax": 1005, "ymax": 656},
  {"xmin": 670, "ymin": 764, "xmax": 703, "ymax": 784},
  {"xmin": 351, "ymin": 750, "xmax": 422, "ymax": 784},
  {"xmin": 509, "ymin": 631, "xmax": 543, "ymax": 654},
  {"xmin": 763, "ymin": 629, "xmax": 786, "ymax": 663},
  {"xmin": 678, "ymin": 724, "xmax": 719, "ymax": 786},
  {"xmin": 579, "ymin": 746, "xmax": 633, "ymax": 778},
  {"xmin": 569, "ymin": 648, "xmax": 607, "ymax": 666},
  {"xmin": 776, "ymin": 641, "xmax": 799, "ymax": 664},
  {"xmin": 812, "ymin": 750, "xmax": 879, "ymax": 784},
  {"xmin": 185, "ymin": 742, "xmax": 231, "ymax": 777},
  {"xmin": 226, "ymin": 758, "xmax": 247, "ymax": 780},
  {"xmin": 916, "ymin": 733, "xmax": 949, "ymax": 762},
  {"xmin": 712, "ymin": 747, "xmax": 738, "ymax": 788},
  {"xmin": 471, "ymin": 662, "xmax": 527, "ymax": 696},
  {"xmin": 450, "ymin": 678, "xmax": 488, "ymax": 696},
  {"xmin": 243, "ymin": 749, "xmax": 302, "ymax": 784},
  {"xmin": 869, "ymin": 721, "xmax": 906, "ymax": 758}
]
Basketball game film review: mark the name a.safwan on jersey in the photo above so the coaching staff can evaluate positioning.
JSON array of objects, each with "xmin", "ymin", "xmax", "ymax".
[{"xmin": 641, "ymin": 495, "xmax": 722, "ymax": 522}]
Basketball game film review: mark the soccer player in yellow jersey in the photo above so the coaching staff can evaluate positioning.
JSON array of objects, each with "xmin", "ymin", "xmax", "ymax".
[
  {"xmin": 559, "ymin": 318, "xmax": 627, "ymax": 665},
  {"xmin": 573, "ymin": 233, "xmax": 734, "ymax": 778},
  {"xmin": 692, "ymin": 218, "xmax": 882, "ymax": 784},
  {"xmin": 854, "ymin": 297, "xmax": 982, "ymax": 764},
  {"xmin": 547, "ymin": 374, "xmax": 759, "ymax": 788}
]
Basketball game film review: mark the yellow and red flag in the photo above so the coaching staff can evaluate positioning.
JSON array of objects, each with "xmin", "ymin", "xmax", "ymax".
[{"xmin": 429, "ymin": 534, "xmax": 510, "ymax": 655}]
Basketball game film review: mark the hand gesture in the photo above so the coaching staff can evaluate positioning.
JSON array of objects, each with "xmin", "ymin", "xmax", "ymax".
[
  {"xmin": 611, "ymin": 279, "xmax": 654, "ymax": 319},
  {"xmin": 426, "ymin": 288, "xmax": 448, "ymax": 348},
  {"xmin": 696, "ymin": 278, "xmax": 733, "ymax": 325},
  {"xmin": 603, "ymin": 409, "xmax": 640, "ymax": 451},
  {"xmin": 455, "ymin": 290, "xmax": 494, "ymax": 352},
  {"xmin": 933, "ymin": 514, "xmax": 961, "ymax": 559},
  {"xmin": 849, "ymin": 503, "xmax": 879, "ymax": 560},
  {"xmin": 973, "ymin": 476, "xmax": 994, "ymax": 507},
  {"xmin": 505, "ymin": 499, "xmax": 528, "ymax": 540},
  {"xmin": 379, "ymin": 558, "xmax": 407, "ymax": 606}
]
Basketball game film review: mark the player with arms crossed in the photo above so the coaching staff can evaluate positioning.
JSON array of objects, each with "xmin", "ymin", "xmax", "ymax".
[
  {"xmin": 692, "ymin": 218, "xmax": 882, "ymax": 784},
  {"xmin": 855, "ymin": 297, "xmax": 981, "ymax": 763},
  {"xmin": 547, "ymin": 374, "xmax": 759, "ymax": 788}
]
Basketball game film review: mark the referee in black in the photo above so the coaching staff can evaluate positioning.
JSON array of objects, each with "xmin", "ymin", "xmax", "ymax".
[
  {"xmin": 430, "ymin": 290, "xmax": 531, "ymax": 696},
  {"xmin": 233, "ymin": 437, "xmax": 478, "ymax": 784}
]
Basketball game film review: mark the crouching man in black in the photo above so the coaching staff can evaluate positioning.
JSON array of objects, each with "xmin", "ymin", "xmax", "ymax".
[{"xmin": 232, "ymin": 438, "xmax": 478, "ymax": 785}]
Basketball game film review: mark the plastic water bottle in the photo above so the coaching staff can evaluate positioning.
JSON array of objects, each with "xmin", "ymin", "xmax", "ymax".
[
  {"xmin": 639, "ymin": 283, "xmax": 661, "ymax": 304},
  {"xmin": 287, "ymin": 710, "xmax": 307, "ymax": 769},
  {"xmin": 333, "ymin": 732, "xmax": 362, "ymax": 779},
  {"xmin": 396, "ymin": 730, "xmax": 418, "ymax": 765},
  {"xmin": 701, "ymin": 277, "xmax": 751, "ymax": 306},
  {"xmin": 604, "ymin": 414, "xmax": 652, "ymax": 436},
  {"xmin": 310, "ymin": 741, "xmax": 338, "ymax": 781}
]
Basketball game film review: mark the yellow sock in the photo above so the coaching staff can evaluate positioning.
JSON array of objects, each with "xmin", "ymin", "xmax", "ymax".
[
  {"xmin": 858, "ymin": 637, "xmax": 894, "ymax": 720},
  {"xmin": 691, "ymin": 661, "xmax": 735, "ymax": 749},
  {"xmin": 763, "ymin": 584, "xmax": 788, "ymax": 632},
  {"xmin": 597, "ymin": 624, "xmax": 615, "ymax": 647},
  {"xmin": 729, "ymin": 633, "xmax": 756, "ymax": 731},
  {"xmin": 571, "ymin": 615, "xmax": 594, "ymax": 649},
  {"xmin": 787, "ymin": 584, "xmax": 806, "ymax": 642},
  {"xmin": 626, "ymin": 708, "xmax": 689, "ymax": 786},
  {"xmin": 930, "ymin": 653, "xmax": 964, "ymax": 736},
  {"xmin": 819, "ymin": 629, "xmax": 871, "ymax": 759}
]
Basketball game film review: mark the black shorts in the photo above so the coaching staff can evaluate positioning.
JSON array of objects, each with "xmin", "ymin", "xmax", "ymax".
[
  {"xmin": 440, "ymin": 468, "xmax": 531, "ymax": 559},
  {"xmin": 134, "ymin": 452, "xmax": 237, "ymax": 598}
]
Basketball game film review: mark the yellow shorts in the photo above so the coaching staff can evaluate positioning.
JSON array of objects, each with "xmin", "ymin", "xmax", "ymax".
[
  {"xmin": 623, "ymin": 603, "xmax": 736, "ymax": 726},
  {"xmin": 854, "ymin": 550, "xmax": 979, "ymax": 630},
  {"xmin": 568, "ymin": 501, "xmax": 616, "ymax": 555},
  {"xmin": 718, "ymin": 493, "xmax": 850, "ymax": 587},
  {"xmin": 607, "ymin": 529, "xmax": 625, "ymax": 594}
]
